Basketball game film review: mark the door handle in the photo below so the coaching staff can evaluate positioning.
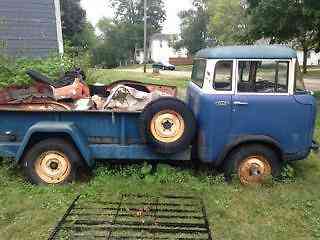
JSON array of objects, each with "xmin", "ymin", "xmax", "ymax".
[
  {"xmin": 233, "ymin": 101, "xmax": 248, "ymax": 106},
  {"xmin": 215, "ymin": 100, "xmax": 229, "ymax": 106}
]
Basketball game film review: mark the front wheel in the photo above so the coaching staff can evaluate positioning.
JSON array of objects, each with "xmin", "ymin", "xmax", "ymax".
[
  {"xmin": 224, "ymin": 144, "xmax": 281, "ymax": 185},
  {"xmin": 21, "ymin": 138, "xmax": 81, "ymax": 185}
]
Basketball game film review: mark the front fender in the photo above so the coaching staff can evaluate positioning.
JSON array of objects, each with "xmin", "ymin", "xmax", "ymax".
[
  {"xmin": 16, "ymin": 121, "xmax": 93, "ymax": 167},
  {"xmin": 216, "ymin": 135, "xmax": 284, "ymax": 167}
]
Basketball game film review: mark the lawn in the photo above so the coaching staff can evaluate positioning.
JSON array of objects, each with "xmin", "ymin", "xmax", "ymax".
[
  {"xmin": 0, "ymin": 69, "xmax": 320, "ymax": 240},
  {"xmin": 175, "ymin": 65, "xmax": 193, "ymax": 72}
]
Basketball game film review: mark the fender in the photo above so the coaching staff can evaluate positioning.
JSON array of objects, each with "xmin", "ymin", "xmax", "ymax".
[
  {"xmin": 16, "ymin": 121, "xmax": 93, "ymax": 167},
  {"xmin": 216, "ymin": 135, "xmax": 284, "ymax": 167}
]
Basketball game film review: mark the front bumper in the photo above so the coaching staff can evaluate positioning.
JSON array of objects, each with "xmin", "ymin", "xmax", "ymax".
[
  {"xmin": 311, "ymin": 140, "xmax": 319, "ymax": 152},
  {"xmin": 283, "ymin": 141, "xmax": 319, "ymax": 162}
]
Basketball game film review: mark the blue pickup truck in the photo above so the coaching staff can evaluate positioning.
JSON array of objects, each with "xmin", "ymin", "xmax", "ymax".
[{"xmin": 0, "ymin": 45, "xmax": 317, "ymax": 185}]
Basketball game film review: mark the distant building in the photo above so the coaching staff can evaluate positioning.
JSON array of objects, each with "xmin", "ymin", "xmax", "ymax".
[
  {"xmin": 135, "ymin": 48, "xmax": 145, "ymax": 65},
  {"xmin": 297, "ymin": 50, "xmax": 320, "ymax": 66},
  {"xmin": 150, "ymin": 33, "xmax": 188, "ymax": 63},
  {"xmin": 0, "ymin": 0, "xmax": 63, "ymax": 58},
  {"xmin": 135, "ymin": 33, "xmax": 188, "ymax": 64}
]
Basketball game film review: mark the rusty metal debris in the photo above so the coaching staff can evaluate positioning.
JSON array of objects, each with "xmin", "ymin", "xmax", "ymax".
[
  {"xmin": 48, "ymin": 194, "xmax": 213, "ymax": 240},
  {"xmin": 0, "ymin": 70, "xmax": 177, "ymax": 112},
  {"xmin": 53, "ymin": 77, "xmax": 90, "ymax": 100},
  {"xmin": 102, "ymin": 85, "xmax": 169, "ymax": 112}
]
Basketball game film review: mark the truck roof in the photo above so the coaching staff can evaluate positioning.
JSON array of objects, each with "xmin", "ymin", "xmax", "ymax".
[{"xmin": 195, "ymin": 45, "xmax": 297, "ymax": 60}]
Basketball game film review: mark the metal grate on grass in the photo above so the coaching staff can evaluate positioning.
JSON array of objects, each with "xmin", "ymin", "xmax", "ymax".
[{"xmin": 48, "ymin": 194, "xmax": 213, "ymax": 240}]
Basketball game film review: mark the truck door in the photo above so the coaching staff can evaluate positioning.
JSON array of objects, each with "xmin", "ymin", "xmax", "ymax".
[
  {"xmin": 231, "ymin": 60, "xmax": 311, "ymax": 153},
  {"xmin": 189, "ymin": 60, "xmax": 234, "ymax": 162}
]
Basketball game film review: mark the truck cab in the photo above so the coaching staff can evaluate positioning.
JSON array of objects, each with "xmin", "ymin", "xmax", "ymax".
[{"xmin": 187, "ymin": 45, "xmax": 318, "ymax": 184}]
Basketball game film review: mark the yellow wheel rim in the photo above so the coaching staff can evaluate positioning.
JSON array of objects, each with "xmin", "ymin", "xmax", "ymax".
[
  {"xmin": 150, "ymin": 110, "xmax": 185, "ymax": 143},
  {"xmin": 35, "ymin": 151, "xmax": 71, "ymax": 184},
  {"xmin": 238, "ymin": 155, "xmax": 272, "ymax": 185}
]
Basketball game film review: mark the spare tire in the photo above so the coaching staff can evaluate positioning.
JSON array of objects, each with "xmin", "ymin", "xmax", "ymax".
[{"xmin": 140, "ymin": 97, "xmax": 196, "ymax": 154}]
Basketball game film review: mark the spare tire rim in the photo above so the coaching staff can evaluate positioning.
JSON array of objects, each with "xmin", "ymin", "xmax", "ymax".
[
  {"xmin": 35, "ymin": 151, "xmax": 71, "ymax": 184},
  {"xmin": 150, "ymin": 110, "xmax": 185, "ymax": 143},
  {"xmin": 238, "ymin": 155, "xmax": 271, "ymax": 185}
]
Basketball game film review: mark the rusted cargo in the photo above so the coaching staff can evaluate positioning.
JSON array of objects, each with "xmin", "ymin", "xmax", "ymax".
[{"xmin": 0, "ymin": 69, "xmax": 177, "ymax": 112}]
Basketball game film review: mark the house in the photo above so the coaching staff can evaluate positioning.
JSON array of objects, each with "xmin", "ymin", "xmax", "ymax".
[
  {"xmin": 150, "ymin": 33, "xmax": 188, "ymax": 63},
  {"xmin": 0, "ymin": 0, "xmax": 63, "ymax": 58},
  {"xmin": 135, "ymin": 33, "xmax": 188, "ymax": 64},
  {"xmin": 297, "ymin": 50, "xmax": 320, "ymax": 66}
]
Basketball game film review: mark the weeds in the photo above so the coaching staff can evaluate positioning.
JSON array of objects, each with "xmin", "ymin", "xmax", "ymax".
[{"xmin": 275, "ymin": 163, "xmax": 297, "ymax": 183}]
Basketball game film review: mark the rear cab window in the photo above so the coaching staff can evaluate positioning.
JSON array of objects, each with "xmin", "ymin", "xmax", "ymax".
[
  {"xmin": 192, "ymin": 60, "xmax": 206, "ymax": 87},
  {"xmin": 213, "ymin": 61, "xmax": 233, "ymax": 91}
]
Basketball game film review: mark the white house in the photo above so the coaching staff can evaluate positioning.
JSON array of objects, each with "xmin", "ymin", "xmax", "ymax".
[
  {"xmin": 135, "ymin": 33, "xmax": 188, "ymax": 64},
  {"xmin": 297, "ymin": 50, "xmax": 320, "ymax": 66},
  {"xmin": 149, "ymin": 33, "xmax": 188, "ymax": 63}
]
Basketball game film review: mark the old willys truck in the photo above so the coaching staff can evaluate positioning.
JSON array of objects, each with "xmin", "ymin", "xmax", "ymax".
[{"xmin": 0, "ymin": 45, "xmax": 318, "ymax": 185}]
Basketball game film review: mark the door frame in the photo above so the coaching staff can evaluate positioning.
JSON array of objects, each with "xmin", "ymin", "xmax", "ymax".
[{"xmin": 202, "ymin": 59, "xmax": 237, "ymax": 95}]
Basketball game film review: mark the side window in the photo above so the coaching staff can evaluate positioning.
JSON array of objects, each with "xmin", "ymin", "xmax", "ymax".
[
  {"xmin": 213, "ymin": 61, "xmax": 233, "ymax": 91},
  {"xmin": 295, "ymin": 61, "xmax": 306, "ymax": 92},
  {"xmin": 237, "ymin": 61, "xmax": 289, "ymax": 93},
  {"xmin": 192, "ymin": 60, "xmax": 206, "ymax": 87},
  {"xmin": 277, "ymin": 62, "xmax": 289, "ymax": 93},
  {"xmin": 239, "ymin": 61, "xmax": 250, "ymax": 82}
]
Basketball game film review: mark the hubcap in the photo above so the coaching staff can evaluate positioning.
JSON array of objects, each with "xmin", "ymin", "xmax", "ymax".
[
  {"xmin": 150, "ymin": 110, "xmax": 185, "ymax": 143},
  {"xmin": 35, "ymin": 151, "xmax": 71, "ymax": 184},
  {"xmin": 238, "ymin": 156, "xmax": 272, "ymax": 185}
]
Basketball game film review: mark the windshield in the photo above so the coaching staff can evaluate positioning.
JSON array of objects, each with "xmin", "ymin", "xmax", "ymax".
[{"xmin": 295, "ymin": 61, "xmax": 306, "ymax": 92}]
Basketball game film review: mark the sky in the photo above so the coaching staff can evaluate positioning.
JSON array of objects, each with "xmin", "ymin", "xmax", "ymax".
[{"xmin": 81, "ymin": 0, "xmax": 193, "ymax": 34}]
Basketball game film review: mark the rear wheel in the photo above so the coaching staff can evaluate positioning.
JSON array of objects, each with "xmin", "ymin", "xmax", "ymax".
[
  {"xmin": 21, "ymin": 138, "xmax": 80, "ymax": 185},
  {"xmin": 224, "ymin": 144, "xmax": 281, "ymax": 185},
  {"xmin": 140, "ymin": 97, "xmax": 196, "ymax": 154}
]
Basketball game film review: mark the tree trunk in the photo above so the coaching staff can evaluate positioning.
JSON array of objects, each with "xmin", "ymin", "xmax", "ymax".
[{"xmin": 302, "ymin": 47, "xmax": 308, "ymax": 74}]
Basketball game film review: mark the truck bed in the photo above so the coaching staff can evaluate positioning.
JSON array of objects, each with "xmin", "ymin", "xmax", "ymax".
[{"xmin": 0, "ymin": 110, "xmax": 190, "ymax": 164}]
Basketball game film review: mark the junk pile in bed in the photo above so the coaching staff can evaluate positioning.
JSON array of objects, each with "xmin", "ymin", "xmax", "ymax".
[{"xmin": 0, "ymin": 69, "xmax": 177, "ymax": 112}]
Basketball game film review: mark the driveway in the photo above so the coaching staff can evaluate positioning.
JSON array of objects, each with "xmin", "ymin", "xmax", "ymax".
[{"xmin": 304, "ymin": 78, "xmax": 320, "ymax": 91}]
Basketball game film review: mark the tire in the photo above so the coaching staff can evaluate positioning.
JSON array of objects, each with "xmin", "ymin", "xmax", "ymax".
[
  {"xmin": 21, "ymin": 138, "xmax": 81, "ymax": 185},
  {"xmin": 140, "ymin": 97, "xmax": 196, "ymax": 154},
  {"xmin": 224, "ymin": 144, "xmax": 281, "ymax": 185}
]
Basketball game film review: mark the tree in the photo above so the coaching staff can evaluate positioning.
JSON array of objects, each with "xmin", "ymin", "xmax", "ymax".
[
  {"xmin": 93, "ymin": 18, "xmax": 142, "ymax": 67},
  {"xmin": 71, "ymin": 22, "xmax": 97, "ymax": 50},
  {"xmin": 111, "ymin": 0, "xmax": 166, "ymax": 33},
  {"xmin": 208, "ymin": 0, "xmax": 249, "ymax": 45},
  {"xmin": 247, "ymin": 0, "xmax": 320, "ymax": 72},
  {"xmin": 60, "ymin": 0, "xmax": 86, "ymax": 44},
  {"xmin": 94, "ymin": 0, "xmax": 166, "ymax": 66},
  {"xmin": 176, "ymin": 0, "xmax": 211, "ymax": 55}
]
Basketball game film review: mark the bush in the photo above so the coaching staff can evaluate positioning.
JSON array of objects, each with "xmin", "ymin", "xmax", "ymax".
[
  {"xmin": 0, "ymin": 48, "xmax": 93, "ymax": 88},
  {"xmin": 0, "ymin": 54, "xmax": 73, "ymax": 88}
]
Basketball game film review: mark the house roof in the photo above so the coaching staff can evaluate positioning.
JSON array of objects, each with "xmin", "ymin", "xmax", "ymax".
[{"xmin": 195, "ymin": 45, "xmax": 297, "ymax": 59}]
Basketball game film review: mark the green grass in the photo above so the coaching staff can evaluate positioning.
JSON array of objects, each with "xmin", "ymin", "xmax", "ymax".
[
  {"xmin": 116, "ymin": 64, "xmax": 152, "ymax": 70},
  {"xmin": 89, "ymin": 69, "xmax": 189, "ymax": 88},
  {"xmin": 0, "ymin": 71, "xmax": 320, "ymax": 240},
  {"xmin": 88, "ymin": 69, "xmax": 189, "ymax": 99},
  {"xmin": 175, "ymin": 65, "xmax": 193, "ymax": 72}
]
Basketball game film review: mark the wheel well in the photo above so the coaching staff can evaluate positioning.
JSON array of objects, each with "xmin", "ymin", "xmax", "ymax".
[
  {"xmin": 20, "ymin": 132, "xmax": 86, "ymax": 166},
  {"xmin": 222, "ymin": 141, "xmax": 283, "ymax": 166}
]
